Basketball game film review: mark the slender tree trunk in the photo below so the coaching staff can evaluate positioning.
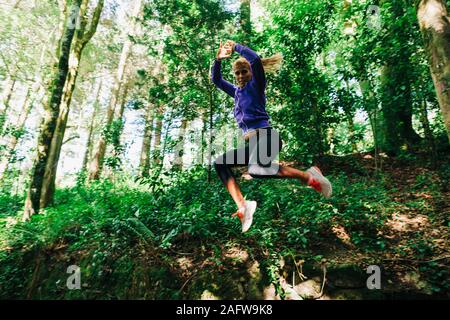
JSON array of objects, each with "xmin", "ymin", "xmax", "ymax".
[
  {"xmin": 1, "ymin": 39, "xmax": 50, "ymax": 182},
  {"xmin": 347, "ymin": 115, "xmax": 357, "ymax": 153},
  {"xmin": 56, "ymin": 0, "xmax": 68, "ymax": 58},
  {"xmin": 173, "ymin": 118, "xmax": 188, "ymax": 170},
  {"xmin": 116, "ymin": 81, "xmax": 130, "ymax": 120},
  {"xmin": 88, "ymin": 95, "xmax": 113, "ymax": 180},
  {"xmin": 1, "ymin": 77, "xmax": 16, "ymax": 111},
  {"xmin": 41, "ymin": 0, "xmax": 104, "ymax": 206},
  {"xmin": 105, "ymin": 81, "xmax": 130, "ymax": 178},
  {"xmin": 359, "ymin": 79, "xmax": 381, "ymax": 171},
  {"xmin": 201, "ymin": 110, "xmax": 207, "ymax": 166},
  {"xmin": 311, "ymin": 95, "xmax": 325, "ymax": 156},
  {"xmin": 139, "ymin": 105, "xmax": 154, "ymax": 177},
  {"xmin": 82, "ymin": 80, "xmax": 102, "ymax": 173},
  {"xmin": 0, "ymin": 88, "xmax": 32, "ymax": 181},
  {"xmin": 208, "ymin": 87, "xmax": 214, "ymax": 182},
  {"xmin": 419, "ymin": 98, "xmax": 437, "ymax": 167},
  {"xmin": 150, "ymin": 118, "xmax": 170, "ymax": 192},
  {"xmin": 417, "ymin": 0, "xmax": 450, "ymax": 143},
  {"xmin": 111, "ymin": 81, "xmax": 130, "ymax": 159},
  {"xmin": 344, "ymin": 78, "xmax": 357, "ymax": 153},
  {"xmin": 0, "ymin": 78, "xmax": 17, "ymax": 133},
  {"xmin": 89, "ymin": 0, "xmax": 142, "ymax": 180},
  {"xmin": 240, "ymin": 0, "xmax": 252, "ymax": 44},
  {"xmin": 23, "ymin": 0, "xmax": 81, "ymax": 220},
  {"xmin": 152, "ymin": 106, "xmax": 164, "ymax": 167},
  {"xmin": 327, "ymin": 127, "xmax": 335, "ymax": 154}
]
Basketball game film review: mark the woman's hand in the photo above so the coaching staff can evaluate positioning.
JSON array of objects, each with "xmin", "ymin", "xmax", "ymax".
[
  {"xmin": 224, "ymin": 40, "xmax": 235, "ymax": 53},
  {"xmin": 216, "ymin": 40, "xmax": 232, "ymax": 61}
]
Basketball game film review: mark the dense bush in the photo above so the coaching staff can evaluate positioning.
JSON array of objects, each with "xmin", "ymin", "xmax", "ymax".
[{"xmin": 0, "ymin": 160, "xmax": 446, "ymax": 299}]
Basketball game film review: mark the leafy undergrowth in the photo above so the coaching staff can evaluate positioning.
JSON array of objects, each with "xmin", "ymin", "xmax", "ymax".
[{"xmin": 0, "ymin": 153, "xmax": 448, "ymax": 299}]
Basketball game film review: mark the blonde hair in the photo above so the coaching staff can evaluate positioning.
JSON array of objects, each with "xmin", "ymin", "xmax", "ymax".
[
  {"xmin": 261, "ymin": 53, "xmax": 283, "ymax": 74},
  {"xmin": 233, "ymin": 53, "xmax": 283, "ymax": 75}
]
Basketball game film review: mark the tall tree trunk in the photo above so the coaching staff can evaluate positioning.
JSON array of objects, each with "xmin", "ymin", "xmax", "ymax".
[
  {"xmin": 116, "ymin": 81, "xmax": 130, "ymax": 120},
  {"xmin": 240, "ymin": 0, "xmax": 252, "ymax": 44},
  {"xmin": 82, "ymin": 80, "xmax": 102, "ymax": 173},
  {"xmin": 0, "ymin": 38, "xmax": 50, "ymax": 182},
  {"xmin": 173, "ymin": 118, "xmax": 188, "ymax": 170},
  {"xmin": 23, "ymin": 0, "xmax": 81, "ymax": 220},
  {"xmin": 380, "ymin": 63, "xmax": 420, "ymax": 153},
  {"xmin": 380, "ymin": 0, "xmax": 421, "ymax": 154},
  {"xmin": 207, "ymin": 87, "xmax": 214, "ymax": 182},
  {"xmin": 417, "ymin": 0, "xmax": 450, "ymax": 143},
  {"xmin": 359, "ymin": 79, "xmax": 382, "ymax": 170},
  {"xmin": 105, "ymin": 81, "xmax": 130, "ymax": 178},
  {"xmin": 327, "ymin": 127, "xmax": 335, "ymax": 154},
  {"xmin": 0, "ymin": 88, "xmax": 32, "ymax": 181},
  {"xmin": 139, "ymin": 105, "xmax": 154, "ymax": 177},
  {"xmin": 201, "ymin": 110, "xmax": 207, "ymax": 166},
  {"xmin": 1, "ymin": 77, "xmax": 16, "ymax": 111},
  {"xmin": 152, "ymin": 106, "xmax": 164, "ymax": 167},
  {"xmin": 0, "ymin": 78, "xmax": 17, "ymax": 133},
  {"xmin": 150, "ymin": 117, "xmax": 170, "ymax": 192},
  {"xmin": 311, "ymin": 95, "xmax": 325, "ymax": 156},
  {"xmin": 56, "ymin": 0, "xmax": 68, "ymax": 58},
  {"xmin": 111, "ymin": 81, "xmax": 130, "ymax": 159},
  {"xmin": 419, "ymin": 99, "xmax": 437, "ymax": 167},
  {"xmin": 88, "ymin": 86, "xmax": 115, "ymax": 180},
  {"xmin": 344, "ymin": 78, "xmax": 357, "ymax": 153},
  {"xmin": 41, "ymin": 0, "xmax": 104, "ymax": 207},
  {"xmin": 347, "ymin": 115, "xmax": 357, "ymax": 153},
  {"xmin": 89, "ymin": 0, "xmax": 142, "ymax": 180}
]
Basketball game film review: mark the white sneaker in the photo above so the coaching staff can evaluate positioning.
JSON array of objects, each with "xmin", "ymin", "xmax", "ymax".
[
  {"xmin": 306, "ymin": 166, "xmax": 332, "ymax": 198},
  {"xmin": 240, "ymin": 200, "xmax": 257, "ymax": 233}
]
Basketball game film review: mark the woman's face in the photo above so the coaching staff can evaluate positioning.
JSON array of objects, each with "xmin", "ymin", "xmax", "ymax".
[{"xmin": 234, "ymin": 65, "xmax": 252, "ymax": 88}]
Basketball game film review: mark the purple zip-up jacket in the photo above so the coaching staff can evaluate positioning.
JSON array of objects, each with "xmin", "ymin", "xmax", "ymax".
[{"xmin": 211, "ymin": 43, "xmax": 270, "ymax": 134}]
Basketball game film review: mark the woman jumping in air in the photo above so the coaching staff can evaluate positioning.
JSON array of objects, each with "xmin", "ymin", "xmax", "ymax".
[{"xmin": 211, "ymin": 40, "xmax": 332, "ymax": 233}]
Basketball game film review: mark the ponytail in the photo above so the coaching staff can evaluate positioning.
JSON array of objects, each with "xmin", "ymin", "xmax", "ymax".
[
  {"xmin": 261, "ymin": 53, "xmax": 283, "ymax": 74},
  {"xmin": 233, "ymin": 52, "xmax": 283, "ymax": 74}
]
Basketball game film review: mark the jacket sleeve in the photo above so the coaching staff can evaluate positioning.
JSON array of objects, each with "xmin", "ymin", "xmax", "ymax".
[
  {"xmin": 234, "ymin": 43, "xmax": 266, "ymax": 91},
  {"xmin": 211, "ymin": 59, "xmax": 236, "ymax": 98}
]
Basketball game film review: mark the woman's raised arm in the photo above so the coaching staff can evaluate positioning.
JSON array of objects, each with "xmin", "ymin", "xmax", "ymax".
[{"xmin": 211, "ymin": 41, "xmax": 236, "ymax": 97}]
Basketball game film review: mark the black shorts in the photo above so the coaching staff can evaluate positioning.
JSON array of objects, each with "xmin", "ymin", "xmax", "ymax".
[{"xmin": 213, "ymin": 128, "xmax": 283, "ymax": 183}]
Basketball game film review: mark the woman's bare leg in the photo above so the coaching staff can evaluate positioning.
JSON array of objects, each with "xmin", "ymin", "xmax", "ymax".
[
  {"xmin": 224, "ymin": 177, "xmax": 246, "ymax": 209},
  {"xmin": 276, "ymin": 165, "xmax": 310, "ymax": 183},
  {"xmin": 222, "ymin": 165, "xmax": 311, "ymax": 211},
  {"xmin": 215, "ymin": 133, "xmax": 311, "ymax": 210}
]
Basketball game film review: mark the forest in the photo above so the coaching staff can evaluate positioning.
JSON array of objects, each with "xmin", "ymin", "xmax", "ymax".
[{"xmin": 0, "ymin": 0, "xmax": 449, "ymax": 300}]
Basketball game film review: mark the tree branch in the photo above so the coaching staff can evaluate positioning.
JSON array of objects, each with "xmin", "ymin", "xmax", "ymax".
[
  {"xmin": 81, "ymin": 0, "xmax": 104, "ymax": 46},
  {"xmin": 62, "ymin": 134, "xmax": 80, "ymax": 145}
]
